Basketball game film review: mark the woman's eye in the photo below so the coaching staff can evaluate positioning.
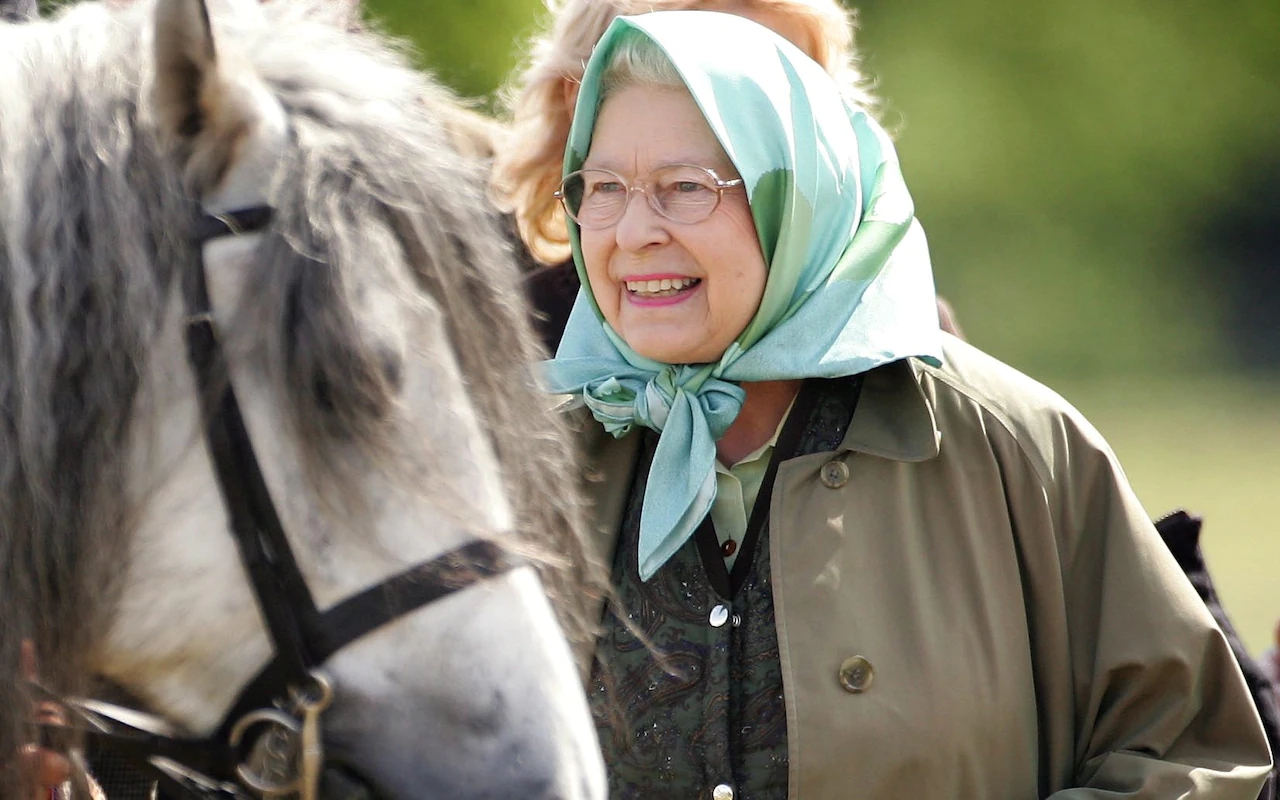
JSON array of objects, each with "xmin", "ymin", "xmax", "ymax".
[
  {"xmin": 593, "ymin": 181, "xmax": 625, "ymax": 194},
  {"xmin": 666, "ymin": 179, "xmax": 714, "ymax": 194}
]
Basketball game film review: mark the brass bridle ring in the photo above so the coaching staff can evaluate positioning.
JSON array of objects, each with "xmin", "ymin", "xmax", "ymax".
[
  {"xmin": 228, "ymin": 708, "xmax": 304, "ymax": 796},
  {"xmin": 292, "ymin": 671, "xmax": 334, "ymax": 715}
]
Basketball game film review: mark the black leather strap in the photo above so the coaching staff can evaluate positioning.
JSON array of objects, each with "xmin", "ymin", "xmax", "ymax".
[
  {"xmin": 79, "ymin": 204, "xmax": 527, "ymax": 790},
  {"xmin": 185, "ymin": 204, "xmax": 324, "ymax": 692},
  {"xmin": 191, "ymin": 206, "xmax": 275, "ymax": 245},
  {"xmin": 40, "ymin": 537, "xmax": 520, "ymax": 796},
  {"xmin": 27, "ymin": 205, "xmax": 530, "ymax": 795},
  {"xmin": 34, "ymin": 716, "xmax": 238, "ymax": 800},
  {"xmin": 216, "ymin": 538, "xmax": 519, "ymax": 739}
]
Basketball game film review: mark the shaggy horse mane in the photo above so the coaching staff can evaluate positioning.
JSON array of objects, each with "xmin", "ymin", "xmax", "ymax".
[{"xmin": 0, "ymin": 2, "xmax": 599, "ymax": 788}]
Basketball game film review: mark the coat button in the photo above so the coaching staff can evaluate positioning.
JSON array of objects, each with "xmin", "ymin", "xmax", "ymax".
[
  {"xmin": 838, "ymin": 655, "xmax": 874, "ymax": 693},
  {"xmin": 712, "ymin": 784, "xmax": 735, "ymax": 800},
  {"xmin": 820, "ymin": 459, "xmax": 850, "ymax": 488},
  {"xmin": 709, "ymin": 604, "xmax": 729, "ymax": 628}
]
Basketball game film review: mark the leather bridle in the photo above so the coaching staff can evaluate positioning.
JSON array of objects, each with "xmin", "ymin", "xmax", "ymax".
[{"xmin": 32, "ymin": 206, "xmax": 522, "ymax": 799}]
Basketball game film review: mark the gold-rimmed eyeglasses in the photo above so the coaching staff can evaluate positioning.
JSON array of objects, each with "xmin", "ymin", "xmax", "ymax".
[{"xmin": 554, "ymin": 164, "xmax": 745, "ymax": 229}]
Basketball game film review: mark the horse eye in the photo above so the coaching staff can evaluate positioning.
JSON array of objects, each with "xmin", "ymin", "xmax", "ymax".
[{"xmin": 309, "ymin": 346, "xmax": 402, "ymax": 424}]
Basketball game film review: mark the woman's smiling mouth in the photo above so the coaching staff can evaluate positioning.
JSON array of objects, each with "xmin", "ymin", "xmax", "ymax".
[{"xmin": 624, "ymin": 276, "xmax": 702, "ymax": 298}]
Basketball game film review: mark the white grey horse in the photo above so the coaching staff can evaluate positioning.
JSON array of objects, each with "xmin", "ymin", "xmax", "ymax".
[{"xmin": 0, "ymin": 0, "xmax": 604, "ymax": 797}]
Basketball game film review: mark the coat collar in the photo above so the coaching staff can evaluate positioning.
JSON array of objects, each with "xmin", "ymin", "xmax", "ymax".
[{"xmin": 838, "ymin": 358, "xmax": 940, "ymax": 462}]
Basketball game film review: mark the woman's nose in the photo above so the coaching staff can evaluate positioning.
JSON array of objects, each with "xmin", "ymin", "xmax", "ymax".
[{"xmin": 612, "ymin": 189, "xmax": 670, "ymax": 252}]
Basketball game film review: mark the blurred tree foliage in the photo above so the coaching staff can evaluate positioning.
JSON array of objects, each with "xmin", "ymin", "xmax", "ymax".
[
  {"xmin": 853, "ymin": 0, "xmax": 1280, "ymax": 378},
  {"xmin": 363, "ymin": 0, "xmax": 543, "ymax": 106},
  {"xmin": 365, "ymin": 0, "xmax": 1279, "ymax": 380}
]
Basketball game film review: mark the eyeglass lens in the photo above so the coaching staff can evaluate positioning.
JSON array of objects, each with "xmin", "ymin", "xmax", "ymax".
[{"xmin": 562, "ymin": 166, "xmax": 726, "ymax": 227}]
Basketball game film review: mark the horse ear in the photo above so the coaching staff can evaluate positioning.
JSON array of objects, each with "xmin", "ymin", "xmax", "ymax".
[
  {"xmin": 152, "ymin": 0, "xmax": 218, "ymax": 143},
  {"xmin": 152, "ymin": 0, "xmax": 278, "ymax": 199}
]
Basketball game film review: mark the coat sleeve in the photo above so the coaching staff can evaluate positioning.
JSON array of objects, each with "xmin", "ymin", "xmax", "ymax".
[{"xmin": 1042, "ymin": 412, "xmax": 1272, "ymax": 799}]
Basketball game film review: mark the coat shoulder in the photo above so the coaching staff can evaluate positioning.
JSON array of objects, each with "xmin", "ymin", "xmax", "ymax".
[{"xmin": 913, "ymin": 334, "xmax": 1119, "ymax": 499}]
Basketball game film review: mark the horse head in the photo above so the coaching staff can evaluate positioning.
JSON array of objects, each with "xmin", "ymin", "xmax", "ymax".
[{"xmin": 0, "ymin": 0, "xmax": 605, "ymax": 796}]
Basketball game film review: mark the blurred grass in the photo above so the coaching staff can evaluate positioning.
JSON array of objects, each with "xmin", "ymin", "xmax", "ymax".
[{"xmin": 1053, "ymin": 374, "xmax": 1280, "ymax": 656}]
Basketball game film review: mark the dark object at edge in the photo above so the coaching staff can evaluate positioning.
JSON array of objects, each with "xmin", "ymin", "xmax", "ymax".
[{"xmin": 1156, "ymin": 509, "xmax": 1279, "ymax": 800}]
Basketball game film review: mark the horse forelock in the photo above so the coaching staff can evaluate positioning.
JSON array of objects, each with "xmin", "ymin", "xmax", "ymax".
[
  {"xmin": 238, "ymin": 0, "xmax": 603, "ymax": 652},
  {"xmin": 0, "ymin": 2, "xmax": 601, "ymax": 784}
]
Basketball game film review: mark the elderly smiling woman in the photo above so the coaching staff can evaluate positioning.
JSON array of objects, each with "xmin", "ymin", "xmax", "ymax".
[{"xmin": 541, "ymin": 10, "xmax": 1272, "ymax": 800}]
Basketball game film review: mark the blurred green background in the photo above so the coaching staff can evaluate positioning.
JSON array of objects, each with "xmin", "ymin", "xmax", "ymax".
[{"xmin": 365, "ymin": 0, "xmax": 1279, "ymax": 654}]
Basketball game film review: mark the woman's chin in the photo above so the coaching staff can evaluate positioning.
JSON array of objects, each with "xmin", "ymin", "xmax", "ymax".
[
  {"xmin": 616, "ymin": 315, "xmax": 706, "ymax": 364},
  {"xmin": 628, "ymin": 337, "xmax": 723, "ymax": 365}
]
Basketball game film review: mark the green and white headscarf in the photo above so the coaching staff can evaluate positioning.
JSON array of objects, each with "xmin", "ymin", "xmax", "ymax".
[{"xmin": 541, "ymin": 10, "xmax": 942, "ymax": 581}]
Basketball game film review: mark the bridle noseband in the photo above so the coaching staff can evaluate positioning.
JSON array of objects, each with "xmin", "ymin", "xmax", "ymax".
[{"xmin": 32, "ymin": 206, "xmax": 522, "ymax": 799}]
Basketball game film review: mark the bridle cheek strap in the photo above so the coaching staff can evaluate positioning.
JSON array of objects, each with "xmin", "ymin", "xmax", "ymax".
[
  {"xmin": 186, "ymin": 206, "xmax": 326, "ymax": 689},
  {"xmin": 215, "ymin": 536, "xmax": 518, "ymax": 741},
  {"xmin": 189, "ymin": 207, "xmax": 521, "ymax": 713},
  {"xmin": 32, "ymin": 206, "xmax": 523, "ymax": 799}
]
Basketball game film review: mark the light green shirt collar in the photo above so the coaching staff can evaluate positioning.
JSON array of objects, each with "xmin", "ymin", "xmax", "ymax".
[{"xmin": 711, "ymin": 394, "xmax": 795, "ymax": 569}]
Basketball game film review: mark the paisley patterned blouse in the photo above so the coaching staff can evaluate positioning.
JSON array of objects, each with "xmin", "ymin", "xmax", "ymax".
[{"xmin": 589, "ymin": 377, "xmax": 862, "ymax": 799}]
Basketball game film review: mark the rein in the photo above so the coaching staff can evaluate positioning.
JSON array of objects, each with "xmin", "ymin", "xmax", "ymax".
[{"xmin": 33, "ymin": 206, "xmax": 522, "ymax": 799}]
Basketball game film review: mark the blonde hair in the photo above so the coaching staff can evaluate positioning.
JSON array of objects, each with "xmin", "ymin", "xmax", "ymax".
[{"xmin": 490, "ymin": 0, "xmax": 878, "ymax": 266}]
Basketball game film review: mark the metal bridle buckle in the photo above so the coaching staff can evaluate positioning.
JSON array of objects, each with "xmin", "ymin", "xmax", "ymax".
[{"xmin": 228, "ymin": 671, "xmax": 334, "ymax": 799}]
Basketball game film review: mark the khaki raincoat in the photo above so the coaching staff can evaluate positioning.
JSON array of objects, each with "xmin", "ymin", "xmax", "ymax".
[{"xmin": 575, "ymin": 334, "xmax": 1271, "ymax": 798}]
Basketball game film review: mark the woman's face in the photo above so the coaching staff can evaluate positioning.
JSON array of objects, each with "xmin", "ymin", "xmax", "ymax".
[{"xmin": 579, "ymin": 85, "xmax": 767, "ymax": 364}]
